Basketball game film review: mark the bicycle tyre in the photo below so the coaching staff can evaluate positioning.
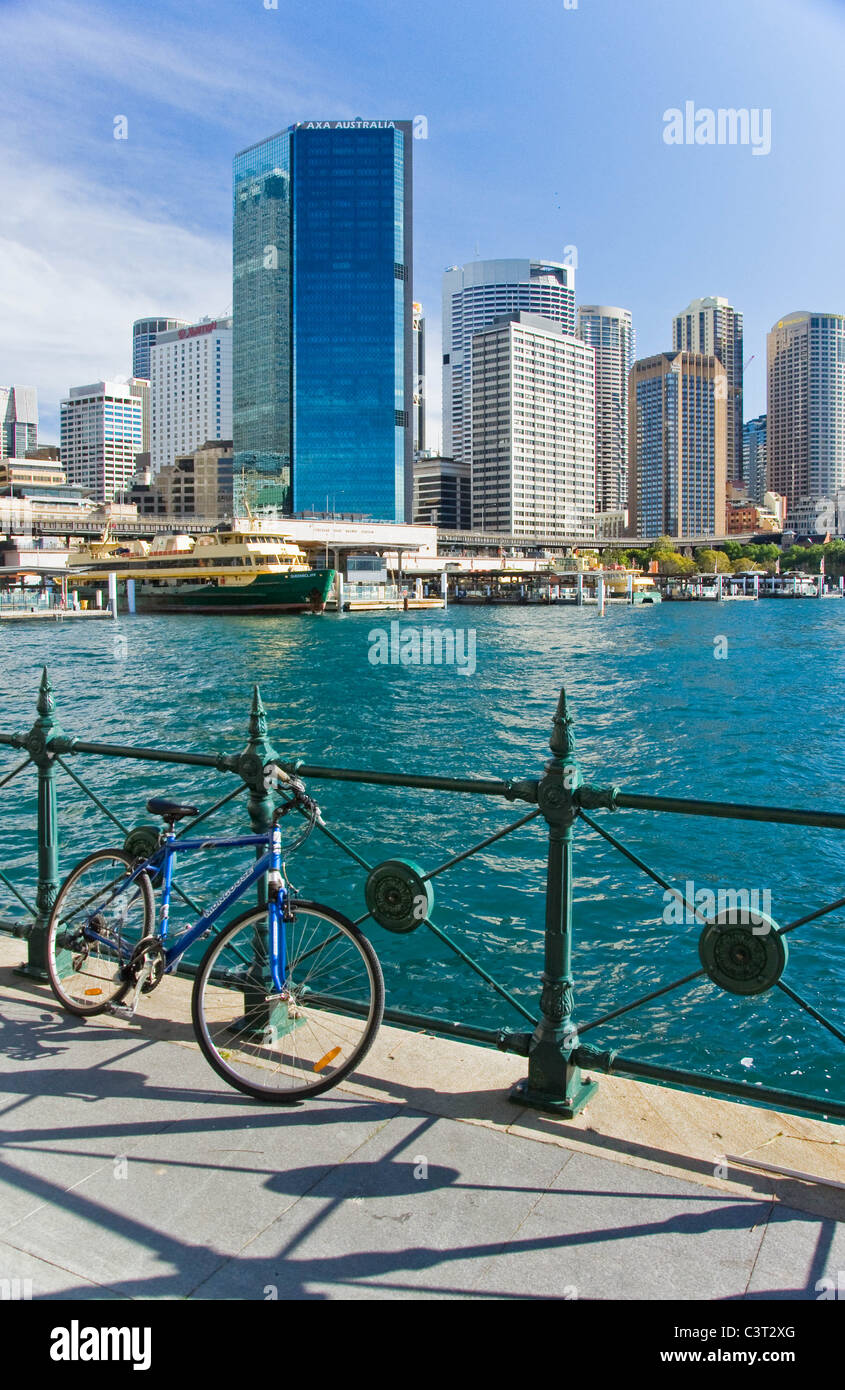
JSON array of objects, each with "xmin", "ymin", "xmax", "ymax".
[
  {"xmin": 46, "ymin": 848, "xmax": 155, "ymax": 1016},
  {"xmin": 191, "ymin": 900, "xmax": 384, "ymax": 1102}
]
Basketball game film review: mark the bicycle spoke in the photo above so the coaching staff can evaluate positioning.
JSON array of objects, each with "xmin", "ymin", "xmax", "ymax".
[
  {"xmin": 193, "ymin": 904, "xmax": 383, "ymax": 1100},
  {"xmin": 46, "ymin": 851, "xmax": 154, "ymax": 1016}
]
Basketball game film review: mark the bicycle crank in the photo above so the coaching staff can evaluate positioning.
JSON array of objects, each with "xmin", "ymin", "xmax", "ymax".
[{"xmin": 127, "ymin": 937, "xmax": 167, "ymax": 995}]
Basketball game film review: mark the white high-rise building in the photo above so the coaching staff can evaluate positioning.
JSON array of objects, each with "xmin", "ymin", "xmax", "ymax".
[
  {"xmin": 673, "ymin": 296, "xmax": 743, "ymax": 482},
  {"xmin": 60, "ymin": 382, "xmax": 144, "ymax": 502},
  {"xmin": 767, "ymin": 311, "xmax": 845, "ymax": 516},
  {"xmin": 471, "ymin": 312, "xmax": 595, "ymax": 538},
  {"xmin": 151, "ymin": 317, "xmax": 233, "ymax": 475},
  {"xmin": 577, "ymin": 306, "xmax": 634, "ymax": 513},
  {"xmin": 442, "ymin": 258, "xmax": 576, "ymax": 465}
]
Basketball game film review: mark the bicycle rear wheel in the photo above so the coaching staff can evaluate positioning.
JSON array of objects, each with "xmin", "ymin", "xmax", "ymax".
[
  {"xmin": 191, "ymin": 900, "xmax": 384, "ymax": 1101},
  {"xmin": 46, "ymin": 849, "xmax": 155, "ymax": 1016}
]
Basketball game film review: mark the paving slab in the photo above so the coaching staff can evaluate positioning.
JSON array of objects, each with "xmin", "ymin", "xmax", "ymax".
[
  {"xmin": 743, "ymin": 1204, "xmax": 845, "ymax": 1301},
  {"xmin": 0, "ymin": 1238, "xmax": 128, "ymax": 1300},
  {"xmin": 0, "ymin": 935, "xmax": 842, "ymax": 1301},
  {"xmin": 193, "ymin": 1108, "xmax": 575, "ymax": 1300},
  {"xmin": 473, "ymin": 1150, "xmax": 771, "ymax": 1301}
]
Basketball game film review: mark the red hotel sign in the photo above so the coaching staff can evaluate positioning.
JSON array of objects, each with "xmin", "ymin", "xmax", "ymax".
[{"xmin": 178, "ymin": 321, "xmax": 217, "ymax": 340}]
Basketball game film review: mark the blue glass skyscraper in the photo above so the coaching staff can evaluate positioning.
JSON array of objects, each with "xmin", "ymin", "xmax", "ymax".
[{"xmin": 232, "ymin": 120, "xmax": 413, "ymax": 520}]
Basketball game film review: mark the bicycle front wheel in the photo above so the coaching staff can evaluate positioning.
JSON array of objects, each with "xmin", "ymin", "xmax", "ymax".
[
  {"xmin": 191, "ymin": 900, "xmax": 384, "ymax": 1101},
  {"xmin": 46, "ymin": 849, "xmax": 155, "ymax": 1016}
]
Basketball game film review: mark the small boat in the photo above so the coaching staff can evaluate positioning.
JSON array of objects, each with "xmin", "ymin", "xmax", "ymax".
[
  {"xmin": 67, "ymin": 526, "xmax": 335, "ymax": 615},
  {"xmin": 605, "ymin": 572, "xmax": 662, "ymax": 604},
  {"xmin": 631, "ymin": 575, "xmax": 662, "ymax": 605}
]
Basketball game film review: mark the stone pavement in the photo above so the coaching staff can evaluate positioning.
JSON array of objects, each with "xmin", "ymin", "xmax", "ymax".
[{"xmin": 0, "ymin": 936, "xmax": 842, "ymax": 1301}]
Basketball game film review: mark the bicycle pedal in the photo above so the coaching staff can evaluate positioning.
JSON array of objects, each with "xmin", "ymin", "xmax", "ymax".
[{"xmin": 106, "ymin": 1003, "xmax": 140, "ymax": 1022}]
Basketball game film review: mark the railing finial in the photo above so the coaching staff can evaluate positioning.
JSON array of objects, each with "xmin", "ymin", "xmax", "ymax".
[
  {"xmin": 249, "ymin": 684, "xmax": 268, "ymax": 741},
  {"xmin": 37, "ymin": 667, "xmax": 54, "ymax": 720},
  {"xmin": 549, "ymin": 686, "xmax": 575, "ymax": 761}
]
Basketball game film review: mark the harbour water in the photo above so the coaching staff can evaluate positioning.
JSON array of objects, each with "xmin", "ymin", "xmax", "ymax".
[{"xmin": 1, "ymin": 600, "xmax": 843, "ymax": 1102}]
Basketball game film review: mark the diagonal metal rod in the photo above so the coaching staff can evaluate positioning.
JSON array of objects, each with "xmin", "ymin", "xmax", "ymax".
[
  {"xmin": 0, "ymin": 870, "xmax": 37, "ymax": 919},
  {"xmin": 0, "ymin": 757, "xmax": 32, "ymax": 793},
  {"xmin": 578, "ymin": 810, "xmax": 709, "ymax": 924},
  {"xmin": 175, "ymin": 784, "xmax": 246, "ymax": 839},
  {"xmin": 421, "ymin": 808, "xmax": 542, "ymax": 882},
  {"xmin": 312, "ymin": 819, "xmax": 374, "ymax": 872},
  {"xmin": 577, "ymin": 968, "xmax": 707, "ymax": 1037},
  {"xmin": 351, "ymin": 902, "xmax": 537, "ymax": 1024},
  {"xmin": 55, "ymin": 756, "xmax": 128, "ymax": 834},
  {"xmin": 418, "ymin": 916, "xmax": 537, "ymax": 1024},
  {"xmin": 778, "ymin": 894, "xmax": 845, "ymax": 937},
  {"xmin": 56, "ymin": 755, "xmax": 206, "ymax": 917},
  {"xmin": 775, "ymin": 979, "xmax": 845, "ymax": 1047}
]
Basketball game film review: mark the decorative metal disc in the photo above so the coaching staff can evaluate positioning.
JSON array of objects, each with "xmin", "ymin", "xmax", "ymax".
[
  {"xmin": 698, "ymin": 909, "xmax": 787, "ymax": 996},
  {"xmin": 365, "ymin": 859, "xmax": 433, "ymax": 934},
  {"xmin": 123, "ymin": 825, "xmax": 161, "ymax": 863}
]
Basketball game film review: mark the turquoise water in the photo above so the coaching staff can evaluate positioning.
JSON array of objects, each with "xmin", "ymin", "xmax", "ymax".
[{"xmin": 1, "ymin": 600, "xmax": 843, "ymax": 1104}]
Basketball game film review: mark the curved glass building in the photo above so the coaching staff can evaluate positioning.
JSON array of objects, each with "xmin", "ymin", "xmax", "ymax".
[{"xmin": 132, "ymin": 318, "xmax": 189, "ymax": 381}]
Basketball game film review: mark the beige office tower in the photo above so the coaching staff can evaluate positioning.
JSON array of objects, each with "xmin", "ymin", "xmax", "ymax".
[
  {"xmin": 628, "ymin": 352, "xmax": 727, "ymax": 538},
  {"xmin": 471, "ymin": 312, "xmax": 595, "ymax": 538},
  {"xmin": 673, "ymin": 297, "xmax": 743, "ymax": 483},
  {"xmin": 767, "ymin": 311, "xmax": 845, "ymax": 517}
]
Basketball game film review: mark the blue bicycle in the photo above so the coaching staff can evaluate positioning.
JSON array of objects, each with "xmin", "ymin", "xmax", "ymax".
[{"xmin": 44, "ymin": 767, "xmax": 384, "ymax": 1101}]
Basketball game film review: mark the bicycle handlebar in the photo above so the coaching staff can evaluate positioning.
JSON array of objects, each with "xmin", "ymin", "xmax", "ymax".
[{"xmin": 263, "ymin": 763, "xmax": 324, "ymax": 826}]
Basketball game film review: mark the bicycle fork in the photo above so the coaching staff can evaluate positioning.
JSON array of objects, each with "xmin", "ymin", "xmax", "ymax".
[{"xmin": 258, "ymin": 828, "xmax": 290, "ymax": 1041}]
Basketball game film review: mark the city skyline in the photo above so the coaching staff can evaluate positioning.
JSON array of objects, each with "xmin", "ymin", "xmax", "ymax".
[{"xmin": 3, "ymin": 0, "xmax": 845, "ymax": 445}]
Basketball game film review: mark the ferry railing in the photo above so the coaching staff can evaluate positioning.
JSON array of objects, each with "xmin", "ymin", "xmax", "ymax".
[{"xmin": 0, "ymin": 668, "xmax": 843, "ymax": 1124}]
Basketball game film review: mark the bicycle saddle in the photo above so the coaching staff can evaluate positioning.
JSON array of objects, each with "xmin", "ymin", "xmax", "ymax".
[{"xmin": 146, "ymin": 798, "xmax": 199, "ymax": 821}]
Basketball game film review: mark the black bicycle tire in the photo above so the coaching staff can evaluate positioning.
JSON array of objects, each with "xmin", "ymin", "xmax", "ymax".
[
  {"xmin": 45, "ymin": 848, "xmax": 156, "ymax": 1017},
  {"xmin": 191, "ymin": 900, "xmax": 384, "ymax": 1102}
]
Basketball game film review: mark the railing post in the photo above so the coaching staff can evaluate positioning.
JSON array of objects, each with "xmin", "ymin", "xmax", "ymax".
[
  {"xmin": 510, "ymin": 688, "xmax": 597, "ymax": 1117},
  {"xmin": 235, "ymin": 685, "xmax": 282, "ymax": 1036},
  {"xmin": 18, "ymin": 668, "xmax": 64, "ymax": 977},
  {"xmin": 238, "ymin": 685, "xmax": 279, "ymax": 898}
]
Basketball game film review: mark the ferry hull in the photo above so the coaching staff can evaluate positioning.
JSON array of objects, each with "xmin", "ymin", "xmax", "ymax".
[{"xmin": 134, "ymin": 569, "xmax": 335, "ymax": 615}]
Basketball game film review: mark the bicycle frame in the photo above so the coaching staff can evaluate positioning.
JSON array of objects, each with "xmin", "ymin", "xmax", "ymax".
[{"xmin": 86, "ymin": 824, "xmax": 288, "ymax": 990}]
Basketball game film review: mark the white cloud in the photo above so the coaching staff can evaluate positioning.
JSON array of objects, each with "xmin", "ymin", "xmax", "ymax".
[
  {"xmin": 0, "ymin": 153, "xmax": 231, "ymax": 438},
  {"xmin": 2, "ymin": 0, "xmax": 354, "ymax": 135}
]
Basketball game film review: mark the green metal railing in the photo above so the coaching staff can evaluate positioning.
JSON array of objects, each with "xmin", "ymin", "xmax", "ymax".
[{"xmin": 0, "ymin": 668, "xmax": 843, "ymax": 1123}]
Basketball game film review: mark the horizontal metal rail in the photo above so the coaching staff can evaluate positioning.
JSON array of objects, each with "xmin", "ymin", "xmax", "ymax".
[
  {"xmin": 0, "ymin": 733, "xmax": 228, "ymax": 771},
  {"xmin": 286, "ymin": 763, "xmax": 532, "ymax": 800},
  {"xmin": 611, "ymin": 789, "xmax": 845, "ymax": 831},
  {"xmin": 0, "ymin": 670, "xmax": 842, "ymax": 1130}
]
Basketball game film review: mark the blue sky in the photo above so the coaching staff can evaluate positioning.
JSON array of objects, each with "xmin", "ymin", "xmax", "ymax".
[{"xmin": 1, "ymin": 0, "xmax": 844, "ymax": 442}]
